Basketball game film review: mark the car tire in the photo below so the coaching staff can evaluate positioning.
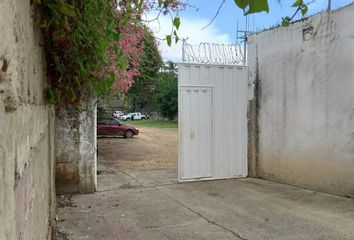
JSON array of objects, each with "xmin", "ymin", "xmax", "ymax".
[
  {"xmin": 125, "ymin": 130, "xmax": 134, "ymax": 138},
  {"xmin": 141, "ymin": 117, "xmax": 146, "ymax": 120}
]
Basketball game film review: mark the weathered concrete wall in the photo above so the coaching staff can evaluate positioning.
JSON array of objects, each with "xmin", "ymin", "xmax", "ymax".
[
  {"xmin": 55, "ymin": 105, "xmax": 81, "ymax": 193},
  {"xmin": 0, "ymin": 0, "xmax": 56, "ymax": 239},
  {"xmin": 55, "ymin": 100, "xmax": 97, "ymax": 194},
  {"xmin": 248, "ymin": 4, "xmax": 354, "ymax": 197}
]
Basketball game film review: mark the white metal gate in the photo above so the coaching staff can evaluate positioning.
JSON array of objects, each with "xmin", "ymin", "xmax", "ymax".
[
  {"xmin": 179, "ymin": 87, "xmax": 213, "ymax": 180},
  {"xmin": 178, "ymin": 44, "xmax": 248, "ymax": 181}
]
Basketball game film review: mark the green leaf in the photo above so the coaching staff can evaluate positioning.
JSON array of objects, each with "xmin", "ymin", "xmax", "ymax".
[
  {"xmin": 281, "ymin": 17, "xmax": 290, "ymax": 26},
  {"xmin": 108, "ymin": 21, "xmax": 115, "ymax": 31},
  {"xmin": 292, "ymin": 0, "xmax": 303, "ymax": 7},
  {"xmin": 173, "ymin": 31, "xmax": 179, "ymax": 44},
  {"xmin": 173, "ymin": 17, "xmax": 181, "ymax": 30},
  {"xmin": 74, "ymin": 77, "xmax": 81, "ymax": 87},
  {"xmin": 45, "ymin": 88, "xmax": 60, "ymax": 104},
  {"xmin": 98, "ymin": 38, "xmax": 108, "ymax": 52},
  {"xmin": 118, "ymin": 56, "xmax": 128, "ymax": 70},
  {"xmin": 136, "ymin": 0, "xmax": 143, "ymax": 12},
  {"xmin": 234, "ymin": 0, "xmax": 247, "ymax": 9},
  {"xmin": 112, "ymin": 29, "xmax": 120, "ymax": 41},
  {"xmin": 246, "ymin": 0, "xmax": 269, "ymax": 14},
  {"xmin": 113, "ymin": 45, "xmax": 121, "ymax": 57},
  {"xmin": 67, "ymin": 88, "xmax": 76, "ymax": 101},
  {"xmin": 166, "ymin": 35, "xmax": 172, "ymax": 47},
  {"xmin": 59, "ymin": 3, "xmax": 76, "ymax": 17},
  {"xmin": 108, "ymin": 72, "xmax": 115, "ymax": 81},
  {"xmin": 52, "ymin": 29, "xmax": 65, "ymax": 41},
  {"xmin": 40, "ymin": 20, "xmax": 50, "ymax": 30},
  {"xmin": 281, "ymin": 21, "xmax": 290, "ymax": 27},
  {"xmin": 301, "ymin": 5, "xmax": 308, "ymax": 15}
]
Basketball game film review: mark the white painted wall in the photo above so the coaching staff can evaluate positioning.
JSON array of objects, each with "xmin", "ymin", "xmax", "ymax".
[
  {"xmin": 178, "ymin": 63, "xmax": 248, "ymax": 181},
  {"xmin": 248, "ymin": 4, "xmax": 354, "ymax": 197}
]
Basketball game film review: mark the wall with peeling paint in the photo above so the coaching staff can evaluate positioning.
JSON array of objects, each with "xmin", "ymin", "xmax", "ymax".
[
  {"xmin": 248, "ymin": 4, "xmax": 354, "ymax": 197},
  {"xmin": 0, "ymin": 0, "xmax": 56, "ymax": 239}
]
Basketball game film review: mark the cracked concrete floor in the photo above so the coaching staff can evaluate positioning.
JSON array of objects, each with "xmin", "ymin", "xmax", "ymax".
[{"xmin": 57, "ymin": 127, "xmax": 354, "ymax": 240}]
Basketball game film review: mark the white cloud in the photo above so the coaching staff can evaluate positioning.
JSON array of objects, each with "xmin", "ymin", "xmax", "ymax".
[{"xmin": 144, "ymin": 13, "xmax": 232, "ymax": 62}]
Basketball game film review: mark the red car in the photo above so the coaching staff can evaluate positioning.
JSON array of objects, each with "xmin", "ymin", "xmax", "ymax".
[{"xmin": 97, "ymin": 118, "xmax": 139, "ymax": 138}]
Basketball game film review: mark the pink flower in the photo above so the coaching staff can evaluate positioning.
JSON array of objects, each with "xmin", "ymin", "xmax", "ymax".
[{"xmin": 96, "ymin": 19, "xmax": 145, "ymax": 96}]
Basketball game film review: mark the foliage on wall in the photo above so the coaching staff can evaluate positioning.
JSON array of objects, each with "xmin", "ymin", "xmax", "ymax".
[
  {"xmin": 38, "ymin": 0, "xmax": 185, "ymax": 105},
  {"xmin": 42, "ymin": 0, "xmax": 142, "ymax": 104}
]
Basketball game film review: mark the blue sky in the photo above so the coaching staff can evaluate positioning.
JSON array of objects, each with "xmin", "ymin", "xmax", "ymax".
[
  {"xmin": 183, "ymin": 0, "xmax": 353, "ymax": 39},
  {"xmin": 146, "ymin": 0, "xmax": 353, "ymax": 61}
]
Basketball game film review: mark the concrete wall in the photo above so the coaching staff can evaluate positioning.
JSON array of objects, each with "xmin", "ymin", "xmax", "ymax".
[
  {"xmin": 55, "ymin": 100, "xmax": 97, "ymax": 194},
  {"xmin": 248, "ymin": 4, "xmax": 354, "ymax": 197},
  {"xmin": 0, "ymin": 0, "xmax": 56, "ymax": 239}
]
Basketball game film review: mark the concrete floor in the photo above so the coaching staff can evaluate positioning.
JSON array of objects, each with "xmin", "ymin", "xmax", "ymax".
[
  {"xmin": 57, "ymin": 128, "xmax": 354, "ymax": 239},
  {"xmin": 57, "ymin": 167, "xmax": 354, "ymax": 240}
]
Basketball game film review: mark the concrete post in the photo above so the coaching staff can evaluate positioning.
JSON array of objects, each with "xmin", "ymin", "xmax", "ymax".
[
  {"xmin": 55, "ymin": 99, "xmax": 97, "ymax": 194},
  {"xmin": 78, "ymin": 99, "xmax": 97, "ymax": 193}
]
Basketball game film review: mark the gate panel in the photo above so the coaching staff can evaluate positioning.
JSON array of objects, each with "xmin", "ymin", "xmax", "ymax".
[
  {"xmin": 178, "ymin": 63, "xmax": 248, "ymax": 182},
  {"xmin": 179, "ymin": 87, "xmax": 213, "ymax": 180}
]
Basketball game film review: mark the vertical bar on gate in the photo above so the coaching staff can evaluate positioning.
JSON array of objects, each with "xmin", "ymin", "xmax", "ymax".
[{"xmin": 182, "ymin": 39, "xmax": 186, "ymax": 62}]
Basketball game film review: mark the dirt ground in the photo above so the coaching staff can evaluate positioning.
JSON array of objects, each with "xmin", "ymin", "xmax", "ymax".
[{"xmin": 97, "ymin": 127, "xmax": 178, "ymax": 171}]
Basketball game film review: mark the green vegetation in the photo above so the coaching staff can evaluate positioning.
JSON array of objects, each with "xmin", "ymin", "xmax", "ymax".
[
  {"xmin": 97, "ymin": 106, "xmax": 110, "ymax": 121},
  {"xmin": 154, "ymin": 70, "xmax": 178, "ymax": 120},
  {"xmin": 123, "ymin": 59, "xmax": 178, "ymax": 120},
  {"xmin": 41, "ymin": 0, "xmax": 120, "ymax": 104},
  {"xmin": 128, "ymin": 120, "xmax": 178, "ymax": 129},
  {"xmin": 38, "ymin": 0, "xmax": 171, "ymax": 105},
  {"xmin": 37, "ymin": 0, "xmax": 308, "ymax": 106},
  {"xmin": 126, "ymin": 31, "xmax": 162, "ymax": 111}
]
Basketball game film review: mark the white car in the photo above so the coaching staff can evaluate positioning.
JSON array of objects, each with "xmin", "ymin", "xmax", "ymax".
[
  {"xmin": 112, "ymin": 111, "xmax": 124, "ymax": 118},
  {"xmin": 121, "ymin": 112, "xmax": 147, "ymax": 121}
]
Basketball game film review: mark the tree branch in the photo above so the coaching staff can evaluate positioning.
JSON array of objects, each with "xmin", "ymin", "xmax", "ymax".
[{"xmin": 202, "ymin": 0, "xmax": 226, "ymax": 30}]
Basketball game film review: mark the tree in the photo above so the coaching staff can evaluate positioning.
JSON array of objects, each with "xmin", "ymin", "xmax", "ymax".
[
  {"xmin": 96, "ymin": 18, "xmax": 145, "ymax": 96},
  {"xmin": 126, "ymin": 29, "xmax": 163, "ymax": 111},
  {"xmin": 97, "ymin": 106, "xmax": 110, "ymax": 121},
  {"xmin": 154, "ymin": 69, "xmax": 178, "ymax": 120},
  {"xmin": 163, "ymin": 61, "xmax": 178, "ymax": 74}
]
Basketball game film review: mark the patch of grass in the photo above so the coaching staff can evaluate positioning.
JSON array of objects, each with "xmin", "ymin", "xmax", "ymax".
[{"xmin": 127, "ymin": 119, "xmax": 178, "ymax": 128}]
